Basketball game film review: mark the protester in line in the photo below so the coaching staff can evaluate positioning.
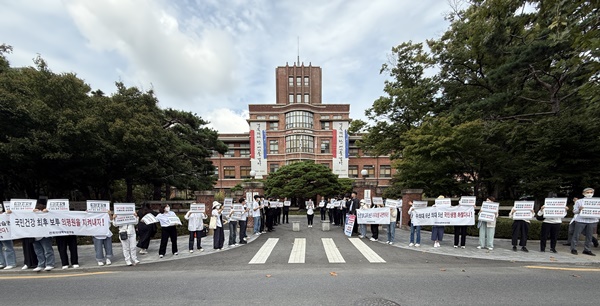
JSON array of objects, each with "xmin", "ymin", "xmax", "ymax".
[
  {"xmin": 113, "ymin": 212, "xmax": 140, "ymax": 266},
  {"xmin": 282, "ymin": 198, "xmax": 290, "ymax": 224},
  {"xmin": 275, "ymin": 200, "xmax": 281, "ymax": 226},
  {"xmin": 320, "ymin": 199, "xmax": 327, "ymax": 221},
  {"xmin": 212, "ymin": 201, "xmax": 225, "ymax": 250},
  {"xmin": 259, "ymin": 196, "xmax": 267, "ymax": 233},
  {"xmin": 509, "ymin": 206, "xmax": 535, "ymax": 253},
  {"xmin": 478, "ymin": 197, "xmax": 498, "ymax": 250},
  {"xmin": 252, "ymin": 195, "xmax": 262, "ymax": 235},
  {"xmin": 327, "ymin": 198, "xmax": 334, "ymax": 224},
  {"xmin": 266, "ymin": 198, "xmax": 276, "ymax": 232},
  {"xmin": 238, "ymin": 197, "xmax": 249, "ymax": 244},
  {"xmin": 431, "ymin": 196, "xmax": 446, "ymax": 248},
  {"xmin": 370, "ymin": 201, "xmax": 384, "ymax": 242},
  {"xmin": 538, "ymin": 204, "xmax": 568, "ymax": 253},
  {"xmin": 407, "ymin": 200, "xmax": 421, "ymax": 247},
  {"xmin": 306, "ymin": 200, "xmax": 315, "ymax": 228},
  {"xmin": 348, "ymin": 192, "xmax": 360, "ymax": 235},
  {"xmin": 453, "ymin": 224, "xmax": 468, "ymax": 249},
  {"xmin": 56, "ymin": 234, "xmax": 79, "ymax": 269},
  {"xmin": 0, "ymin": 209, "xmax": 16, "ymax": 270},
  {"xmin": 92, "ymin": 210, "xmax": 113, "ymax": 266},
  {"xmin": 227, "ymin": 204, "xmax": 239, "ymax": 246},
  {"xmin": 136, "ymin": 203, "xmax": 158, "ymax": 255},
  {"xmin": 358, "ymin": 199, "xmax": 368, "ymax": 238},
  {"xmin": 157, "ymin": 205, "xmax": 178, "ymax": 258},
  {"xmin": 20, "ymin": 237, "xmax": 38, "ymax": 270},
  {"xmin": 571, "ymin": 188, "xmax": 598, "ymax": 256},
  {"xmin": 184, "ymin": 208, "xmax": 207, "ymax": 253},
  {"xmin": 32, "ymin": 201, "xmax": 56, "ymax": 271},
  {"xmin": 386, "ymin": 204, "xmax": 398, "ymax": 245}
]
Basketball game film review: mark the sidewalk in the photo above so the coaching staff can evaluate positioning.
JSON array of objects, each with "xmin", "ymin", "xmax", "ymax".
[{"xmin": 2, "ymin": 215, "xmax": 599, "ymax": 272}]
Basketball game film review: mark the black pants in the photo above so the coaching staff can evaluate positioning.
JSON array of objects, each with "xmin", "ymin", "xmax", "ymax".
[
  {"xmin": 307, "ymin": 214, "xmax": 314, "ymax": 225},
  {"xmin": 21, "ymin": 237, "xmax": 38, "ymax": 268},
  {"xmin": 56, "ymin": 235, "xmax": 79, "ymax": 266},
  {"xmin": 266, "ymin": 213, "xmax": 274, "ymax": 231},
  {"xmin": 159, "ymin": 226, "xmax": 178, "ymax": 255},
  {"xmin": 213, "ymin": 226, "xmax": 224, "ymax": 249},
  {"xmin": 328, "ymin": 210, "xmax": 333, "ymax": 223},
  {"xmin": 188, "ymin": 231, "xmax": 202, "ymax": 250},
  {"xmin": 511, "ymin": 220, "xmax": 530, "ymax": 247},
  {"xmin": 453, "ymin": 226, "xmax": 467, "ymax": 247},
  {"xmin": 540, "ymin": 222, "xmax": 560, "ymax": 251},
  {"xmin": 371, "ymin": 224, "xmax": 379, "ymax": 239},
  {"xmin": 260, "ymin": 214, "xmax": 266, "ymax": 232},
  {"xmin": 282, "ymin": 210, "xmax": 289, "ymax": 223},
  {"xmin": 239, "ymin": 220, "xmax": 247, "ymax": 243},
  {"xmin": 137, "ymin": 223, "xmax": 157, "ymax": 249},
  {"xmin": 320, "ymin": 208, "xmax": 326, "ymax": 220}
]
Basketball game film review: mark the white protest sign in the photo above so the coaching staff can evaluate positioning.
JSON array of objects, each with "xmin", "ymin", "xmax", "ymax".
[
  {"xmin": 231, "ymin": 204, "xmax": 244, "ymax": 220},
  {"xmin": 544, "ymin": 198, "xmax": 567, "ymax": 208},
  {"xmin": 372, "ymin": 197, "xmax": 384, "ymax": 206},
  {"xmin": 276, "ymin": 201, "xmax": 283, "ymax": 208},
  {"xmin": 410, "ymin": 206, "xmax": 475, "ymax": 226},
  {"xmin": 333, "ymin": 201, "xmax": 341, "ymax": 208},
  {"xmin": 344, "ymin": 214, "xmax": 356, "ymax": 237},
  {"xmin": 513, "ymin": 201, "xmax": 534, "ymax": 211},
  {"xmin": 459, "ymin": 196, "xmax": 476, "ymax": 206},
  {"xmin": 435, "ymin": 198, "xmax": 451, "ymax": 207},
  {"xmin": 284, "ymin": 201, "xmax": 291, "ymax": 207},
  {"xmin": 168, "ymin": 216, "xmax": 182, "ymax": 226},
  {"xmin": 364, "ymin": 198, "xmax": 372, "ymax": 207},
  {"xmin": 412, "ymin": 201, "xmax": 428, "ymax": 209},
  {"xmin": 478, "ymin": 212, "xmax": 496, "ymax": 223},
  {"xmin": 512, "ymin": 210, "xmax": 534, "ymax": 220},
  {"xmin": 326, "ymin": 204, "xmax": 333, "ymax": 209},
  {"xmin": 385, "ymin": 199, "xmax": 401, "ymax": 208},
  {"xmin": 582, "ymin": 198, "xmax": 600, "ymax": 208},
  {"xmin": 579, "ymin": 208, "xmax": 600, "ymax": 218},
  {"xmin": 223, "ymin": 200, "xmax": 233, "ymax": 216},
  {"xmin": 113, "ymin": 214, "xmax": 138, "ymax": 226},
  {"xmin": 141, "ymin": 213, "xmax": 159, "ymax": 225},
  {"xmin": 190, "ymin": 203, "xmax": 206, "ymax": 213},
  {"xmin": 224, "ymin": 198, "xmax": 233, "ymax": 205},
  {"xmin": 364, "ymin": 189, "xmax": 371, "ymax": 202},
  {"xmin": 319, "ymin": 201, "xmax": 325, "ymax": 208},
  {"xmin": 0, "ymin": 214, "xmax": 11, "ymax": 240},
  {"xmin": 356, "ymin": 207, "xmax": 390, "ymax": 224},
  {"xmin": 113, "ymin": 203, "xmax": 136, "ymax": 215},
  {"xmin": 46, "ymin": 199, "xmax": 70, "ymax": 212},
  {"xmin": 9, "ymin": 199, "xmax": 37, "ymax": 211},
  {"xmin": 542, "ymin": 208, "xmax": 567, "ymax": 218},
  {"xmin": 87, "ymin": 200, "xmax": 110, "ymax": 213},
  {"xmin": 9, "ymin": 211, "xmax": 111, "ymax": 238},
  {"xmin": 481, "ymin": 202, "xmax": 500, "ymax": 214}
]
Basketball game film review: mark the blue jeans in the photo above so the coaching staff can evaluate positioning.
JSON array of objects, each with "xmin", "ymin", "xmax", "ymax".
[
  {"xmin": 33, "ymin": 237, "xmax": 55, "ymax": 268},
  {"xmin": 410, "ymin": 224, "xmax": 421, "ymax": 244},
  {"xmin": 359, "ymin": 224, "xmax": 367, "ymax": 237},
  {"xmin": 228, "ymin": 220, "xmax": 238, "ymax": 245},
  {"xmin": 92, "ymin": 237, "xmax": 113, "ymax": 262},
  {"xmin": 387, "ymin": 222, "xmax": 396, "ymax": 242},
  {"xmin": 253, "ymin": 216, "xmax": 261, "ymax": 234},
  {"xmin": 0, "ymin": 240, "xmax": 17, "ymax": 267}
]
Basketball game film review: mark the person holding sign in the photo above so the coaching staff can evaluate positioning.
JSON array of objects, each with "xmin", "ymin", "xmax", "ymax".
[
  {"xmin": 478, "ymin": 197, "xmax": 498, "ymax": 250},
  {"xmin": 386, "ymin": 204, "xmax": 398, "ymax": 245},
  {"xmin": 136, "ymin": 204, "xmax": 158, "ymax": 255},
  {"xmin": 238, "ymin": 198, "xmax": 249, "ymax": 244},
  {"xmin": 227, "ymin": 204, "xmax": 239, "ymax": 246},
  {"xmin": 571, "ymin": 188, "xmax": 598, "ymax": 256},
  {"xmin": 0, "ymin": 209, "xmax": 17, "ymax": 270},
  {"xmin": 537, "ymin": 203, "xmax": 568, "ymax": 253},
  {"xmin": 407, "ymin": 201, "xmax": 421, "ymax": 247},
  {"xmin": 212, "ymin": 201, "xmax": 225, "ymax": 250},
  {"xmin": 252, "ymin": 195, "xmax": 262, "ymax": 235},
  {"xmin": 370, "ymin": 201, "xmax": 384, "ymax": 242},
  {"xmin": 509, "ymin": 203, "xmax": 535, "ymax": 252},
  {"xmin": 306, "ymin": 200, "xmax": 315, "ymax": 228},
  {"xmin": 358, "ymin": 199, "xmax": 369, "ymax": 238},
  {"xmin": 185, "ymin": 207, "xmax": 207, "ymax": 253},
  {"xmin": 112, "ymin": 212, "xmax": 140, "ymax": 266},
  {"xmin": 32, "ymin": 201, "xmax": 56, "ymax": 271},
  {"xmin": 431, "ymin": 196, "xmax": 446, "ymax": 248},
  {"xmin": 157, "ymin": 205, "xmax": 179, "ymax": 258},
  {"xmin": 282, "ymin": 198, "xmax": 290, "ymax": 224}
]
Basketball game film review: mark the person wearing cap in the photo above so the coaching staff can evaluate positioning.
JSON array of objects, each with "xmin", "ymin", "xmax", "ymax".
[
  {"xmin": 157, "ymin": 205, "xmax": 179, "ymax": 258},
  {"xmin": 212, "ymin": 201, "xmax": 225, "ymax": 250},
  {"xmin": 571, "ymin": 188, "xmax": 598, "ymax": 256}
]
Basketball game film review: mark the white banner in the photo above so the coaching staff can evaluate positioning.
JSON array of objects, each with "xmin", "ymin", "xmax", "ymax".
[
  {"xmin": 0, "ymin": 214, "xmax": 11, "ymax": 240},
  {"xmin": 113, "ymin": 214, "xmax": 138, "ymax": 226},
  {"xmin": 46, "ymin": 199, "xmax": 69, "ymax": 212},
  {"xmin": 190, "ymin": 204, "xmax": 206, "ymax": 213},
  {"xmin": 357, "ymin": 207, "xmax": 391, "ymax": 225},
  {"xmin": 87, "ymin": 200, "xmax": 110, "ymax": 213},
  {"xmin": 459, "ymin": 196, "xmax": 476, "ymax": 206},
  {"xmin": 544, "ymin": 198, "xmax": 567, "ymax": 208},
  {"xmin": 9, "ymin": 211, "xmax": 111, "ymax": 239},
  {"xmin": 580, "ymin": 208, "xmax": 600, "ymax": 218},
  {"xmin": 512, "ymin": 210, "xmax": 534, "ymax": 220},
  {"xmin": 478, "ymin": 212, "xmax": 496, "ymax": 223},
  {"xmin": 332, "ymin": 121, "xmax": 349, "ymax": 178},
  {"xmin": 250, "ymin": 122, "xmax": 267, "ymax": 177},
  {"xmin": 9, "ymin": 199, "xmax": 36, "ymax": 211},
  {"xmin": 113, "ymin": 203, "xmax": 135, "ymax": 215},
  {"xmin": 480, "ymin": 202, "xmax": 500, "ymax": 213},
  {"xmin": 410, "ymin": 206, "xmax": 475, "ymax": 226},
  {"xmin": 543, "ymin": 208, "xmax": 567, "ymax": 218}
]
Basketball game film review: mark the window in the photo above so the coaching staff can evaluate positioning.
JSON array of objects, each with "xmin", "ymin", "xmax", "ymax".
[
  {"xmin": 240, "ymin": 148, "xmax": 250, "ymax": 158},
  {"xmin": 380, "ymin": 165, "xmax": 391, "ymax": 178},
  {"xmin": 304, "ymin": 94, "xmax": 309, "ymax": 104},
  {"xmin": 257, "ymin": 115, "xmax": 266, "ymax": 120},
  {"xmin": 224, "ymin": 166, "xmax": 235, "ymax": 179},
  {"xmin": 214, "ymin": 166, "xmax": 219, "ymax": 176},
  {"xmin": 322, "ymin": 115, "xmax": 330, "ymax": 119},
  {"xmin": 240, "ymin": 166, "xmax": 251, "ymax": 179},
  {"xmin": 349, "ymin": 148, "xmax": 359, "ymax": 157},
  {"xmin": 320, "ymin": 140, "xmax": 330, "ymax": 153},
  {"xmin": 270, "ymin": 163, "xmax": 279, "ymax": 173},
  {"xmin": 296, "ymin": 76, "xmax": 301, "ymax": 86},
  {"xmin": 348, "ymin": 165, "xmax": 358, "ymax": 178},
  {"xmin": 269, "ymin": 115, "xmax": 278, "ymax": 120},
  {"xmin": 364, "ymin": 165, "xmax": 375, "ymax": 177},
  {"xmin": 304, "ymin": 76, "xmax": 309, "ymax": 86},
  {"xmin": 321, "ymin": 121, "xmax": 330, "ymax": 130},
  {"xmin": 269, "ymin": 122, "xmax": 279, "ymax": 130},
  {"xmin": 269, "ymin": 140, "xmax": 279, "ymax": 154},
  {"xmin": 285, "ymin": 111, "xmax": 314, "ymax": 129},
  {"xmin": 224, "ymin": 146, "xmax": 235, "ymax": 158},
  {"xmin": 297, "ymin": 94, "xmax": 302, "ymax": 103},
  {"xmin": 333, "ymin": 115, "xmax": 342, "ymax": 119},
  {"xmin": 285, "ymin": 135, "xmax": 314, "ymax": 153},
  {"xmin": 289, "ymin": 94, "xmax": 294, "ymax": 103},
  {"xmin": 289, "ymin": 76, "xmax": 294, "ymax": 87}
]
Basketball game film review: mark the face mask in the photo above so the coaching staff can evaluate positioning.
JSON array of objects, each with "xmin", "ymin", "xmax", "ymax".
[
  {"xmin": 584, "ymin": 193, "xmax": 594, "ymax": 198},
  {"xmin": 165, "ymin": 206, "xmax": 170, "ymax": 212}
]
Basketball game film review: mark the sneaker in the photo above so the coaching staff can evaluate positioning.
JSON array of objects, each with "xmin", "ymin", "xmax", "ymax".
[
  {"xmin": 488, "ymin": 247, "xmax": 493, "ymax": 250},
  {"xmin": 3, "ymin": 266, "xmax": 15, "ymax": 270},
  {"xmin": 409, "ymin": 243, "xmax": 415, "ymax": 247},
  {"xmin": 106, "ymin": 259, "xmax": 112, "ymax": 265},
  {"xmin": 190, "ymin": 250, "xmax": 194, "ymax": 253},
  {"xmin": 139, "ymin": 249, "xmax": 148, "ymax": 254},
  {"xmin": 62, "ymin": 265, "xmax": 69, "ymax": 270},
  {"xmin": 386, "ymin": 241, "xmax": 390, "ymax": 244},
  {"xmin": 461, "ymin": 246, "xmax": 466, "ymax": 249},
  {"xmin": 97, "ymin": 262, "xmax": 104, "ymax": 266},
  {"xmin": 454, "ymin": 245, "xmax": 458, "ymax": 248},
  {"xmin": 370, "ymin": 237, "xmax": 376, "ymax": 241},
  {"xmin": 72, "ymin": 264, "xmax": 79, "ymax": 268},
  {"xmin": 372, "ymin": 239, "xmax": 378, "ymax": 242},
  {"xmin": 174, "ymin": 252, "xmax": 179, "ymax": 255},
  {"xmin": 125, "ymin": 261, "xmax": 132, "ymax": 266},
  {"xmin": 582, "ymin": 250, "xmax": 596, "ymax": 256},
  {"xmin": 44, "ymin": 266, "xmax": 54, "ymax": 271},
  {"xmin": 199, "ymin": 248, "xmax": 204, "ymax": 252},
  {"xmin": 571, "ymin": 249, "xmax": 578, "ymax": 255},
  {"xmin": 550, "ymin": 248, "xmax": 557, "ymax": 253},
  {"xmin": 235, "ymin": 243, "xmax": 240, "ymax": 246},
  {"xmin": 521, "ymin": 247, "xmax": 529, "ymax": 252},
  {"xmin": 359, "ymin": 235, "xmax": 365, "ymax": 239},
  {"xmin": 389, "ymin": 242, "xmax": 393, "ymax": 245},
  {"xmin": 33, "ymin": 267, "xmax": 43, "ymax": 272},
  {"xmin": 512, "ymin": 246, "xmax": 517, "ymax": 252},
  {"xmin": 159, "ymin": 255, "xmax": 164, "ymax": 258},
  {"xmin": 134, "ymin": 259, "xmax": 140, "ymax": 265},
  {"xmin": 21, "ymin": 265, "xmax": 28, "ymax": 270},
  {"xmin": 415, "ymin": 243, "xmax": 420, "ymax": 247},
  {"xmin": 477, "ymin": 246, "xmax": 482, "ymax": 249}
]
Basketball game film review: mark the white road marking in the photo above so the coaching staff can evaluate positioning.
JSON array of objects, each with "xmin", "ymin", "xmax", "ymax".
[
  {"xmin": 349, "ymin": 238, "xmax": 386, "ymax": 263},
  {"xmin": 249, "ymin": 238, "xmax": 279, "ymax": 264},
  {"xmin": 288, "ymin": 238, "xmax": 306, "ymax": 263},
  {"xmin": 322, "ymin": 238, "xmax": 345, "ymax": 263}
]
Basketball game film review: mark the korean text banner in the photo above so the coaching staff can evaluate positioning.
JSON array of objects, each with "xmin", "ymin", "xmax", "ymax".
[
  {"xmin": 357, "ymin": 207, "xmax": 390, "ymax": 224},
  {"xmin": 410, "ymin": 206, "xmax": 475, "ymax": 226},
  {"xmin": 9, "ymin": 211, "xmax": 111, "ymax": 239}
]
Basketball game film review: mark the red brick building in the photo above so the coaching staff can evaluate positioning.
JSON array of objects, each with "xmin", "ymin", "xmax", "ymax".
[{"xmin": 202, "ymin": 62, "xmax": 394, "ymax": 203}]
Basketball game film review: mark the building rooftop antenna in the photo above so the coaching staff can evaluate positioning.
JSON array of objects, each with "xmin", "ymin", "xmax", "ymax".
[{"xmin": 297, "ymin": 36, "xmax": 300, "ymax": 65}]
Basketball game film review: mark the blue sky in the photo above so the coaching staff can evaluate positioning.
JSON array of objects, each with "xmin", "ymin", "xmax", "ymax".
[{"xmin": 0, "ymin": 0, "xmax": 451, "ymax": 133}]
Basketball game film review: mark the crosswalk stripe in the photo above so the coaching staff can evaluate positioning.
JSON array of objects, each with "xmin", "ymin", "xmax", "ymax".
[
  {"xmin": 322, "ymin": 238, "xmax": 345, "ymax": 263},
  {"xmin": 288, "ymin": 238, "xmax": 306, "ymax": 263},
  {"xmin": 348, "ymin": 238, "xmax": 386, "ymax": 263},
  {"xmin": 249, "ymin": 238, "xmax": 279, "ymax": 264}
]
